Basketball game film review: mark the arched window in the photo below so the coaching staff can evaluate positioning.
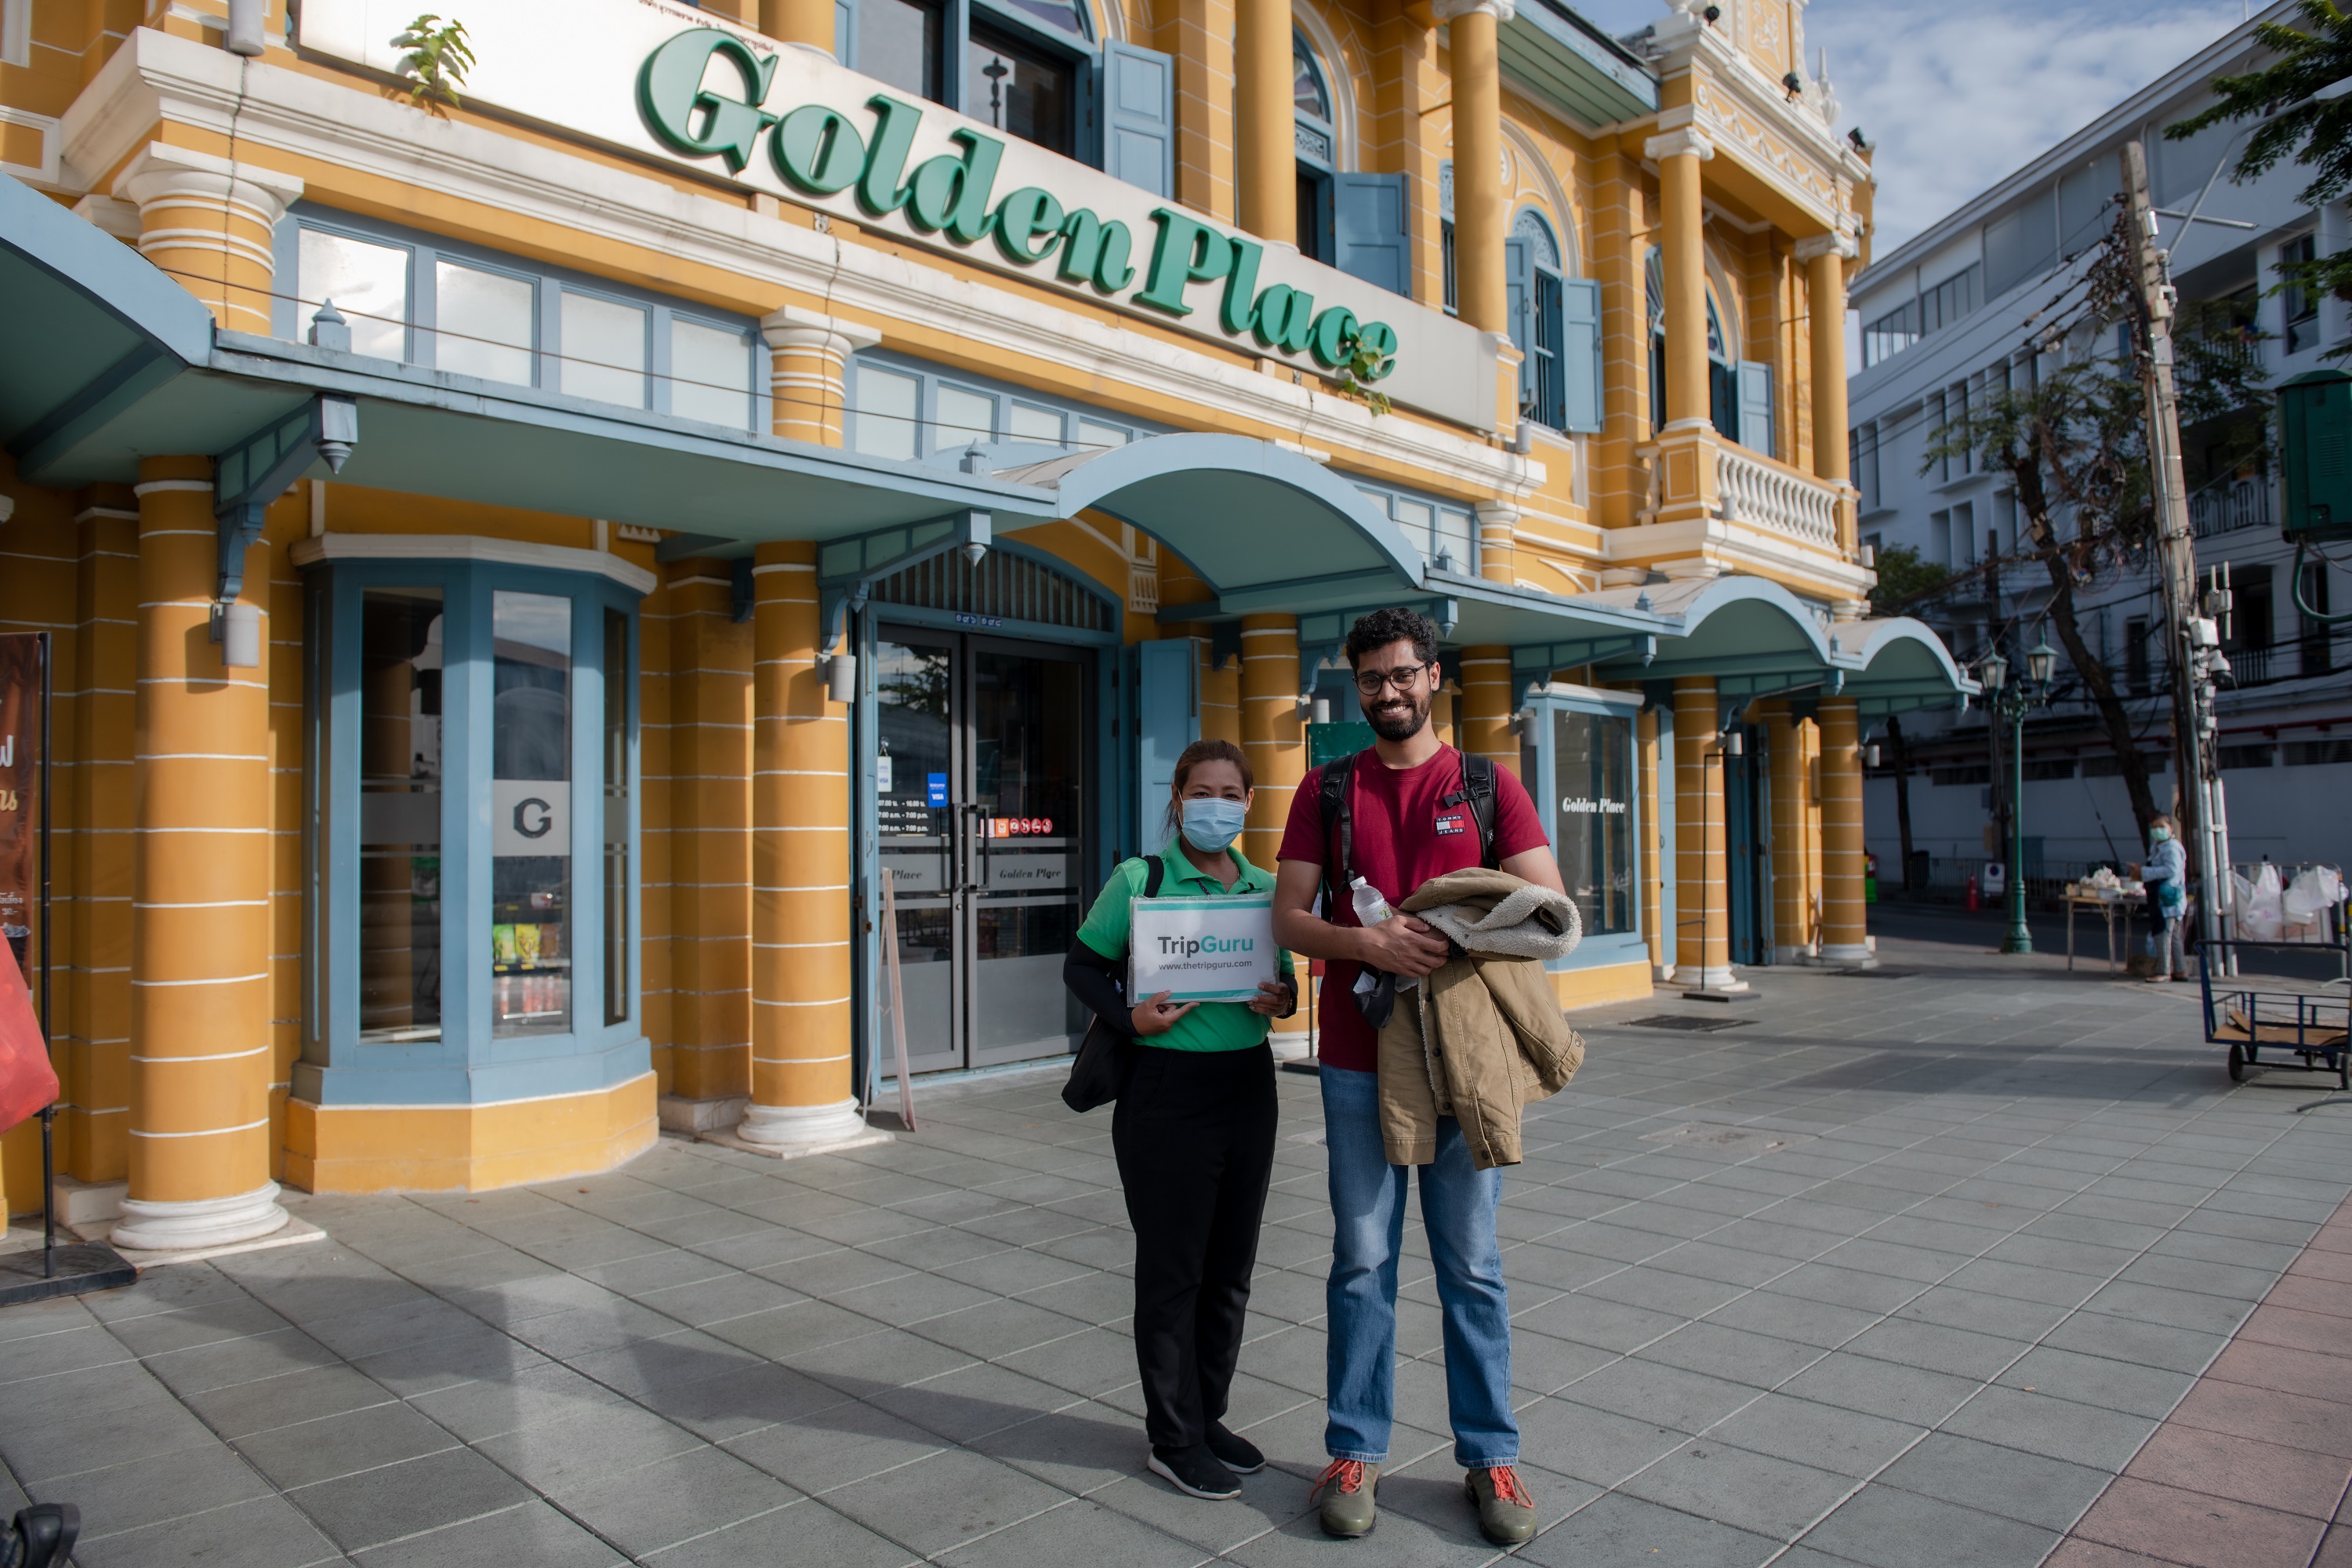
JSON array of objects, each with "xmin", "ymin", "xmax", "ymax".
[
  {"xmin": 1644, "ymin": 247, "xmax": 1748, "ymax": 446},
  {"xmin": 1509, "ymin": 209, "xmax": 1601, "ymax": 435},
  {"xmin": 1294, "ymin": 31, "xmax": 1337, "ymax": 263}
]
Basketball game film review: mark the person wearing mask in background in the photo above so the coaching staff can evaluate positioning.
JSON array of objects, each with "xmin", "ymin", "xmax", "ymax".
[
  {"xmin": 1269, "ymin": 608, "xmax": 1562, "ymax": 1547},
  {"xmin": 1062, "ymin": 739, "xmax": 1297, "ymax": 1501},
  {"xmin": 2131, "ymin": 814, "xmax": 2190, "ymax": 982}
]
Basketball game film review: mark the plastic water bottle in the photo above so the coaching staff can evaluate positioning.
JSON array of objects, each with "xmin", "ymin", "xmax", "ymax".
[{"xmin": 1348, "ymin": 877, "xmax": 1417, "ymax": 993}]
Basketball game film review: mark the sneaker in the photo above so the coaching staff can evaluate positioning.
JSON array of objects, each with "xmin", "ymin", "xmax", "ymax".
[
  {"xmin": 1205, "ymin": 1421, "xmax": 1266, "ymax": 1475},
  {"xmin": 1312, "ymin": 1457, "xmax": 1380, "ymax": 1538},
  {"xmin": 1149, "ymin": 1443, "xmax": 1240, "ymax": 1500},
  {"xmin": 1465, "ymin": 1465, "xmax": 1537, "ymax": 1545}
]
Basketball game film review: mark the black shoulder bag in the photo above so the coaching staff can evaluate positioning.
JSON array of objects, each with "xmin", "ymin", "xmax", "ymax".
[{"xmin": 1058, "ymin": 855, "xmax": 1165, "ymax": 1112}]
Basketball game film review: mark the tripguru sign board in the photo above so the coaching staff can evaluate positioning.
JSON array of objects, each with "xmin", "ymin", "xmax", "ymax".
[
  {"xmin": 1128, "ymin": 896, "xmax": 1276, "ymax": 1004},
  {"xmin": 296, "ymin": 0, "xmax": 1496, "ymax": 430}
]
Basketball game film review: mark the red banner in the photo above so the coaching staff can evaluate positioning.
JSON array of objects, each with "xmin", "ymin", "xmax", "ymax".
[{"xmin": 0, "ymin": 633, "xmax": 40, "ymax": 985}]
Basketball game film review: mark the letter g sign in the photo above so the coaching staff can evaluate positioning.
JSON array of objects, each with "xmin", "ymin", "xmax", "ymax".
[{"xmin": 514, "ymin": 797, "xmax": 554, "ymax": 840}]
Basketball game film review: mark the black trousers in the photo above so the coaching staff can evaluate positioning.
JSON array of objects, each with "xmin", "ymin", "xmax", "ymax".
[{"xmin": 1111, "ymin": 1043, "xmax": 1279, "ymax": 1451}]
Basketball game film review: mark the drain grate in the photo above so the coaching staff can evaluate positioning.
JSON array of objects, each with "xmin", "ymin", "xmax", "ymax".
[
  {"xmin": 1621, "ymin": 1014, "xmax": 1751, "ymax": 1033},
  {"xmin": 1640, "ymin": 1122, "xmax": 1816, "ymax": 1156}
]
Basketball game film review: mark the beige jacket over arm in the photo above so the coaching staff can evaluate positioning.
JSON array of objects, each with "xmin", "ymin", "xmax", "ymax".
[{"xmin": 1375, "ymin": 868, "xmax": 1588, "ymax": 1170}]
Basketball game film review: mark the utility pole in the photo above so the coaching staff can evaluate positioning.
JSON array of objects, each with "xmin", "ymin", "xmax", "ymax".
[{"xmin": 2121, "ymin": 141, "xmax": 2232, "ymax": 952}]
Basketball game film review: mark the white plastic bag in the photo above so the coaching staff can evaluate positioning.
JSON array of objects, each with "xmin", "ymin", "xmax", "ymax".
[
  {"xmin": 2244, "ymin": 863, "xmax": 2285, "ymax": 941},
  {"xmin": 2285, "ymin": 869, "xmax": 2328, "ymax": 940}
]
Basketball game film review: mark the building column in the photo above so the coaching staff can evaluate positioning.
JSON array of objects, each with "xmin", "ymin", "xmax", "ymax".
[
  {"xmin": 1457, "ymin": 646, "xmax": 1518, "ymax": 781},
  {"xmin": 1764, "ymin": 700, "xmax": 1815, "ymax": 964},
  {"xmin": 760, "ymin": 0, "xmax": 833, "ymax": 52},
  {"xmin": 1439, "ymin": 0, "xmax": 1511, "ymax": 337},
  {"xmin": 1638, "ymin": 703, "xmax": 1666, "ymax": 979},
  {"xmin": 1239, "ymin": 615, "xmax": 1307, "ymax": 1051},
  {"xmin": 739, "ymin": 541, "xmax": 867, "ymax": 1150},
  {"xmin": 1646, "ymin": 129, "xmax": 1715, "ymax": 431},
  {"xmin": 1671, "ymin": 676, "xmax": 1737, "ymax": 991},
  {"xmin": 1818, "ymin": 695, "xmax": 1871, "ymax": 965},
  {"xmin": 116, "ymin": 145, "xmax": 302, "ymax": 336},
  {"xmin": 67, "ymin": 494, "xmax": 140, "ymax": 1188},
  {"xmin": 1475, "ymin": 499, "xmax": 1518, "ymax": 586},
  {"xmin": 1796, "ymin": 231, "xmax": 1860, "ymax": 554},
  {"xmin": 111, "ymin": 459, "xmax": 286, "ymax": 1251},
  {"xmin": 1235, "ymin": 0, "xmax": 1294, "ymax": 244},
  {"xmin": 658, "ymin": 564, "xmax": 753, "ymax": 1127},
  {"xmin": 1172, "ymin": 0, "xmax": 1240, "ymax": 223},
  {"xmin": 760, "ymin": 308, "xmax": 880, "ymax": 448}
]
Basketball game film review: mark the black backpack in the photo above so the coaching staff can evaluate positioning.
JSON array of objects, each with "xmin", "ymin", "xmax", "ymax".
[
  {"xmin": 1316, "ymin": 746, "xmax": 1501, "ymax": 917},
  {"xmin": 1319, "ymin": 748, "xmax": 1498, "ymax": 1029}
]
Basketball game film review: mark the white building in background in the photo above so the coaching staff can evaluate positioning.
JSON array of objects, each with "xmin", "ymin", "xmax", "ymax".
[{"xmin": 1846, "ymin": 1, "xmax": 2352, "ymax": 884}]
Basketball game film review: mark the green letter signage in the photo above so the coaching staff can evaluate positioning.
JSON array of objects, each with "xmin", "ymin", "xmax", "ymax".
[
  {"xmin": 638, "ymin": 31, "xmax": 779, "ymax": 174},
  {"xmin": 634, "ymin": 31, "xmax": 1403, "ymax": 385}
]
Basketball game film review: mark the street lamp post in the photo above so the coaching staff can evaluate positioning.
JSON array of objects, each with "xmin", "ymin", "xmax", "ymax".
[{"xmin": 1980, "ymin": 638, "xmax": 2059, "ymax": 955}]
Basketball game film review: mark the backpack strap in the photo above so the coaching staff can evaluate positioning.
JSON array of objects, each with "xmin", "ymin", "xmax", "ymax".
[
  {"xmin": 1318, "ymin": 750, "xmax": 1359, "ymax": 916},
  {"xmin": 1439, "ymin": 749, "xmax": 1501, "ymax": 869},
  {"xmin": 1142, "ymin": 854, "xmax": 1166, "ymax": 899}
]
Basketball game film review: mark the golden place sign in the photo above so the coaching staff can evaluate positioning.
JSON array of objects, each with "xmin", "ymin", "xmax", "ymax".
[{"xmin": 297, "ymin": 0, "xmax": 1497, "ymax": 429}]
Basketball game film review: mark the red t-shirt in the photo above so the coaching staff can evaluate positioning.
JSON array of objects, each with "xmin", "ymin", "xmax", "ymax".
[{"xmin": 1277, "ymin": 746, "xmax": 1548, "ymax": 1073}]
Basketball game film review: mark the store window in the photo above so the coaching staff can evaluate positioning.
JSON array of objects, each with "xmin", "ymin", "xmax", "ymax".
[
  {"xmin": 303, "ymin": 556, "xmax": 642, "ymax": 1092},
  {"xmin": 279, "ymin": 209, "xmax": 761, "ymax": 427},
  {"xmin": 848, "ymin": 354, "xmax": 1143, "ymax": 459},
  {"xmin": 1515, "ymin": 684, "xmax": 1643, "ymax": 961}
]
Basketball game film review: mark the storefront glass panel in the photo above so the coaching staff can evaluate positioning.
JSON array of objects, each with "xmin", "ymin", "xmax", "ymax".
[
  {"xmin": 492, "ymin": 590, "xmax": 572, "ymax": 1038},
  {"xmin": 602, "ymin": 607, "xmax": 631, "ymax": 1027},
  {"xmin": 358, "ymin": 588, "xmax": 443, "ymax": 1043},
  {"xmin": 1552, "ymin": 708, "xmax": 1635, "ymax": 936}
]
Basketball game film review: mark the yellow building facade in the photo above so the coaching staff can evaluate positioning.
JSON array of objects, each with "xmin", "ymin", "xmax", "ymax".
[{"xmin": 0, "ymin": 0, "xmax": 1968, "ymax": 1241}]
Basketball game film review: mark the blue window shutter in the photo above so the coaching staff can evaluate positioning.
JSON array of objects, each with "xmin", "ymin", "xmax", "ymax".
[
  {"xmin": 1135, "ymin": 639, "xmax": 1199, "ymax": 847},
  {"xmin": 1102, "ymin": 42, "xmax": 1175, "ymax": 198},
  {"xmin": 1737, "ymin": 360, "xmax": 1776, "ymax": 459},
  {"xmin": 1560, "ymin": 278, "xmax": 1602, "ymax": 434},
  {"xmin": 1332, "ymin": 172, "xmax": 1410, "ymax": 296},
  {"xmin": 1504, "ymin": 234, "xmax": 1534, "ymax": 412}
]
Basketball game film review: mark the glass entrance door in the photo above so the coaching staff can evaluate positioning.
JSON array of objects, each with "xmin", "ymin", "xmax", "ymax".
[{"xmin": 874, "ymin": 628, "xmax": 1091, "ymax": 1073}]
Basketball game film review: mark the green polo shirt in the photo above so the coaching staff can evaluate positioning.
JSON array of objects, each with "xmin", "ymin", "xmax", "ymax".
[{"xmin": 1076, "ymin": 840, "xmax": 1294, "ymax": 1053}]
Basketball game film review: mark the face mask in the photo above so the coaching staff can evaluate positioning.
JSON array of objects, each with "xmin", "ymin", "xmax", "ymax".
[
  {"xmin": 2150, "ymin": 827, "xmax": 2170, "ymax": 844},
  {"xmin": 1180, "ymin": 797, "xmax": 1247, "ymax": 854}
]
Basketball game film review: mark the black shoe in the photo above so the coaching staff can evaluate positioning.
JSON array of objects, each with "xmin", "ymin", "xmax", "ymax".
[
  {"xmin": 1149, "ymin": 1443, "xmax": 1242, "ymax": 1500},
  {"xmin": 1205, "ymin": 1421, "xmax": 1266, "ymax": 1475}
]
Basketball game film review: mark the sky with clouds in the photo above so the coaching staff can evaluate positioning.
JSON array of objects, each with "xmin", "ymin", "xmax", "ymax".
[{"xmin": 1569, "ymin": 0, "xmax": 2261, "ymax": 254}]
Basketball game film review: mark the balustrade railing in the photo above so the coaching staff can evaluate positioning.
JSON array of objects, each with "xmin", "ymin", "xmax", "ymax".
[
  {"xmin": 2190, "ymin": 475, "xmax": 2270, "ymax": 539},
  {"xmin": 1715, "ymin": 443, "xmax": 1842, "ymax": 550}
]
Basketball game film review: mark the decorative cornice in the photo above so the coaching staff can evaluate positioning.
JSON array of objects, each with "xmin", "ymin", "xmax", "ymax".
[
  {"xmin": 1793, "ymin": 231, "xmax": 1860, "ymax": 263},
  {"xmin": 62, "ymin": 27, "xmax": 1535, "ymax": 506},
  {"xmin": 759, "ymin": 305, "xmax": 884, "ymax": 354},
  {"xmin": 1642, "ymin": 129, "xmax": 1716, "ymax": 164}
]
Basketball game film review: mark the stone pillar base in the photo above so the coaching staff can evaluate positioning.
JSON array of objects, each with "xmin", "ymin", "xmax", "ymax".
[
  {"xmin": 658, "ymin": 1094, "xmax": 750, "ymax": 1135},
  {"xmin": 1820, "ymin": 944, "xmax": 1876, "ymax": 967},
  {"xmin": 735, "ymin": 1098, "xmax": 886, "ymax": 1155},
  {"xmin": 110, "ymin": 1181, "xmax": 289, "ymax": 1252},
  {"xmin": 1675, "ymin": 968, "xmax": 1748, "ymax": 993}
]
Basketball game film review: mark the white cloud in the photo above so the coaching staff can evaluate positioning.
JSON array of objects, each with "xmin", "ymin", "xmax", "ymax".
[{"xmin": 1806, "ymin": 0, "xmax": 2248, "ymax": 253}]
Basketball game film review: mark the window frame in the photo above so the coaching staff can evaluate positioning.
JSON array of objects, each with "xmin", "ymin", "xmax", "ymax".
[
  {"xmin": 843, "ymin": 0, "xmax": 1099, "ymax": 162},
  {"xmin": 300, "ymin": 557, "xmax": 644, "ymax": 1105},
  {"xmin": 1293, "ymin": 29, "xmax": 1338, "ymax": 264},
  {"xmin": 846, "ymin": 350, "xmax": 1151, "ymax": 459},
  {"xmin": 274, "ymin": 206, "xmax": 766, "ymax": 429},
  {"xmin": 1515, "ymin": 682, "xmax": 1646, "ymax": 970}
]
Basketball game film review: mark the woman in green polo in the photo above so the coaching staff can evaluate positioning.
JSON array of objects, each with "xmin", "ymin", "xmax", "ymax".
[{"xmin": 1063, "ymin": 737, "xmax": 1294, "ymax": 1502}]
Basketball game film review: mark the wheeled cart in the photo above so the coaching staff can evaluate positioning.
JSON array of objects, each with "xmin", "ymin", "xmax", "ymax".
[{"xmin": 2200, "ymin": 937, "xmax": 2352, "ymax": 1090}]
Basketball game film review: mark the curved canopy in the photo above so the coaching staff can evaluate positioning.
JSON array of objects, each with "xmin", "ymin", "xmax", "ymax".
[
  {"xmin": 1832, "ymin": 617, "xmax": 1979, "ymax": 716},
  {"xmin": 993, "ymin": 433, "xmax": 1428, "ymax": 612}
]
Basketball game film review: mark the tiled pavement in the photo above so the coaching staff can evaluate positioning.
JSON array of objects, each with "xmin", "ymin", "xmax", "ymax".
[{"xmin": 5, "ymin": 906, "xmax": 2352, "ymax": 1568}]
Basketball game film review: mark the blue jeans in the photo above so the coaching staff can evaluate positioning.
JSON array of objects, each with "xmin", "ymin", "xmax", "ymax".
[{"xmin": 1320, "ymin": 1064, "xmax": 1517, "ymax": 1468}]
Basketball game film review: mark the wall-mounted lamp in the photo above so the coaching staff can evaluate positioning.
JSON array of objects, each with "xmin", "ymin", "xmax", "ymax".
[
  {"xmin": 823, "ymin": 652, "xmax": 858, "ymax": 704},
  {"xmin": 1507, "ymin": 706, "xmax": 1537, "ymax": 737},
  {"xmin": 1859, "ymin": 543, "xmax": 1877, "ymax": 569},
  {"xmin": 1720, "ymin": 728, "xmax": 1744, "ymax": 757},
  {"xmin": 1782, "ymin": 71, "xmax": 1803, "ymax": 100},
  {"xmin": 1864, "ymin": 742, "xmax": 1881, "ymax": 769},
  {"xmin": 209, "ymin": 601, "xmax": 261, "ymax": 669},
  {"xmin": 1312, "ymin": 696, "xmax": 1331, "ymax": 725}
]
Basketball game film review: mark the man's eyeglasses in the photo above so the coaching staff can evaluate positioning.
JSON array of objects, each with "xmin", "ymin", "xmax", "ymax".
[{"xmin": 1352, "ymin": 662, "xmax": 1432, "ymax": 696}]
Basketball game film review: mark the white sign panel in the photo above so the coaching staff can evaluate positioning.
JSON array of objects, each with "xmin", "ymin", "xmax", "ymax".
[
  {"xmin": 1130, "ymin": 895, "xmax": 1276, "ymax": 1004},
  {"xmin": 295, "ymin": 0, "xmax": 1495, "ymax": 430},
  {"xmin": 493, "ymin": 779, "xmax": 570, "ymax": 856}
]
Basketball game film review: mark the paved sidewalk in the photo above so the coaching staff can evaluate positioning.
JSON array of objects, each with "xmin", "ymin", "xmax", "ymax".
[{"xmin": 5, "ymin": 909, "xmax": 2351, "ymax": 1567}]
